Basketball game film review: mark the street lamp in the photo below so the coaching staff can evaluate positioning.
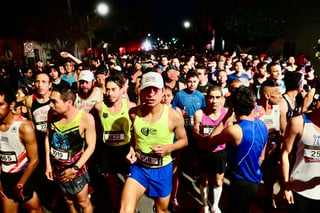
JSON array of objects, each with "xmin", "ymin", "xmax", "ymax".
[
  {"xmin": 183, "ymin": 21, "xmax": 191, "ymax": 29},
  {"xmin": 87, "ymin": 2, "xmax": 110, "ymax": 60},
  {"xmin": 97, "ymin": 2, "xmax": 109, "ymax": 16}
]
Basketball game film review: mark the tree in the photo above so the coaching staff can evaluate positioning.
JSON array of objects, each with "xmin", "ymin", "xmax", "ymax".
[{"xmin": 219, "ymin": 1, "xmax": 287, "ymax": 53}]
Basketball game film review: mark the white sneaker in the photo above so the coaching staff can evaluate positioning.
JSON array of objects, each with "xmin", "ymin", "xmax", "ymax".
[
  {"xmin": 200, "ymin": 206, "xmax": 210, "ymax": 213},
  {"xmin": 211, "ymin": 207, "xmax": 221, "ymax": 213}
]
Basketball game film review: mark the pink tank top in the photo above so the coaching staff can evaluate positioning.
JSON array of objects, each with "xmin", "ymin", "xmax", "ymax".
[{"xmin": 199, "ymin": 107, "xmax": 227, "ymax": 152}]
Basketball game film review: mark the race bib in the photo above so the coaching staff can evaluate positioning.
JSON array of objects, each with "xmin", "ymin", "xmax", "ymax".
[
  {"xmin": 36, "ymin": 121, "xmax": 47, "ymax": 132},
  {"xmin": 202, "ymin": 125, "xmax": 216, "ymax": 135},
  {"xmin": 50, "ymin": 147, "xmax": 71, "ymax": 161},
  {"xmin": 0, "ymin": 151, "xmax": 17, "ymax": 164},
  {"xmin": 304, "ymin": 144, "xmax": 320, "ymax": 162},
  {"xmin": 136, "ymin": 151, "xmax": 163, "ymax": 167},
  {"xmin": 104, "ymin": 131, "xmax": 125, "ymax": 143}
]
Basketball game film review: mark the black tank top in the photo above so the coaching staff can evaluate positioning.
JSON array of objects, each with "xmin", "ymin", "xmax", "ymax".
[{"xmin": 283, "ymin": 95, "xmax": 300, "ymax": 120}]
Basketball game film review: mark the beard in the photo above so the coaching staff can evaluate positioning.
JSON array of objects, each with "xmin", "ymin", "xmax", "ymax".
[{"xmin": 80, "ymin": 85, "xmax": 94, "ymax": 98}]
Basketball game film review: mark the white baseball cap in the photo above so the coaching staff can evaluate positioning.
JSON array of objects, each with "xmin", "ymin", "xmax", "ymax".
[
  {"xmin": 78, "ymin": 70, "xmax": 94, "ymax": 82},
  {"xmin": 140, "ymin": 72, "xmax": 164, "ymax": 90}
]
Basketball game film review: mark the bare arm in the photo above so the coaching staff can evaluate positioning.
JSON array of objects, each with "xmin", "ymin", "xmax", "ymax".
[
  {"xmin": 302, "ymin": 88, "xmax": 315, "ymax": 113},
  {"xmin": 45, "ymin": 128, "xmax": 53, "ymax": 181},
  {"xmin": 25, "ymin": 95, "xmax": 33, "ymax": 121},
  {"xmin": 126, "ymin": 107, "xmax": 138, "ymax": 164},
  {"xmin": 60, "ymin": 52, "xmax": 82, "ymax": 64},
  {"xmin": 205, "ymin": 125, "xmax": 242, "ymax": 151},
  {"xmin": 18, "ymin": 121, "xmax": 39, "ymax": 186},
  {"xmin": 89, "ymin": 102, "xmax": 103, "ymax": 142},
  {"xmin": 76, "ymin": 112, "xmax": 96, "ymax": 168},
  {"xmin": 281, "ymin": 115, "xmax": 303, "ymax": 204},
  {"xmin": 192, "ymin": 110, "xmax": 206, "ymax": 143},
  {"xmin": 150, "ymin": 107, "xmax": 188, "ymax": 156},
  {"xmin": 279, "ymin": 98, "xmax": 288, "ymax": 134}
]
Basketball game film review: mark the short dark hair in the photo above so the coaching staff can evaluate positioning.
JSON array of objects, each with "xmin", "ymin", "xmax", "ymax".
[
  {"xmin": 207, "ymin": 85, "xmax": 223, "ymax": 96},
  {"xmin": 231, "ymin": 86, "xmax": 256, "ymax": 116},
  {"xmin": 283, "ymin": 71, "xmax": 303, "ymax": 91},
  {"xmin": 35, "ymin": 72, "xmax": 51, "ymax": 81},
  {"xmin": 196, "ymin": 65, "xmax": 209, "ymax": 75},
  {"xmin": 257, "ymin": 62, "xmax": 267, "ymax": 70},
  {"xmin": 186, "ymin": 69, "xmax": 199, "ymax": 80},
  {"xmin": 267, "ymin": 61, "xmax": 280, "ymax": 73},
  {"xmin": 52, "ymin": 83, "xmax": 76, "ymax": 104},
  {"xmin": 259, "ymin": 79, "xmax": 281, "ymax": 98},
  {"xmin": 105, "ymin": 73, "xmax": 124, "ymax": 88},
  {"xmin": 0, "ymin": 85, "xmax": 16, "ymax": 105}
]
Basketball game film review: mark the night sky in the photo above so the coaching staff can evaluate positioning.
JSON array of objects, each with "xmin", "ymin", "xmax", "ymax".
[{"xmin": 0, "ymin": 0, "xmax": 202, "ymax": 39}]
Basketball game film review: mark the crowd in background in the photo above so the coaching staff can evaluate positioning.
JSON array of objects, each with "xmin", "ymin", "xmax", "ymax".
[{"xmin": 0, "ymin": 47, "xmax": 320, "ymax": 213}]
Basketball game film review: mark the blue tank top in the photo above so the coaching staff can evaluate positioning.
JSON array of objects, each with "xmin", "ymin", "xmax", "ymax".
[{"xmin": 227, "ymin": 118, "xmax": 268, "ymax": 184}]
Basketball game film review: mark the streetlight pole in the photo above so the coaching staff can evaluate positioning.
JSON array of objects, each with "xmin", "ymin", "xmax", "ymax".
[
  {"xmin": 87, "ymin": 2, "xmax": 110, "ymax": 61},
  {"xmin": 87, "ymin": 14, "xmax": 94, "ymax": 60}
]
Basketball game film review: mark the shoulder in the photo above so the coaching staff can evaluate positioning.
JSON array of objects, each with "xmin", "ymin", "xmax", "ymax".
[
  {"xmin": 279, "ymin": 97, "xmax": 288, "ymax": 111},
  {"xmin": 25, "ymin": 95, "xmax": 34, "ymax": 108},
  {"xmin": 20, "ymin": 119, "xmax": 35, "ymax": 135},
  {"xmin": 285, "ymin": 114, "xmax": 304, "ymax": 136},
  {"xmin": 93, "ymin": 101, "xmax": 103, "ymax": 111},
  {"xmin": 81, "ymin": 110, "xmax": 95, "ymax": 125},
  {"xmin": 224, "ymin": 124, "xmax": 243, "ymax": 143},
  {"xmin": 129, "ymin": 105, "xmax": 139, "ymax": 119},
  {"xmin": 194, "ymin": 109, "xmax": 204, "ymax": 120},
  {"xmin": 169, "ymin": 106, "xmax": 182, "ymax": 118}
]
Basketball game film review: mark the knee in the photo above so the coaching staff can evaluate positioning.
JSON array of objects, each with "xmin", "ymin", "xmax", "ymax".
[
  {"xmin": 155, "ymin": 205, "xmax": 168, "ymax": 213},
  {"xmin": 215, "ymin": 178, "xmax": 224, "ymax": 187},
  {"xmin": 77, "ymin": 197, "xmax": 91, "ymax": 209}
]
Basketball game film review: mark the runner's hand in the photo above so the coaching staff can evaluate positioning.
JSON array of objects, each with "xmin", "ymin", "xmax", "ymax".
[
  {"xmin": 150, "ymin": 144, "xmax": 169, "ymax": 157},
  {"xmin": 0, "ymin": 182, "xmax": 5, "ymax": 198},
  {"xmin": 12, "ymin": 185, "xmax": 24, "ymax": 201},
  {"xmin": 45, "ymin": 166, "xmax": 54, "ymax": 181},
  {"xmin": 60, "ymin": 168, "xmax": 77, "ymax": 183},
  {"xmin": 284, "ymin": 189, "xmax": 294, "ymax": 204},
  {"xmin": 126, "ymin": 146, "xmax": 137, "ymax": 164}
]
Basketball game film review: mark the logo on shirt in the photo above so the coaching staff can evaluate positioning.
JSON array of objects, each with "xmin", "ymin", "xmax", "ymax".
[
  {"xmin": 11, "ymin": 126, "xmax": 17, "ymax": 133},
  {"xmin": 103, "ymin": 113, "xmax": 108, "ymax": 119},
  {"xmin": 313, "ymin": 135, "xmax": 320, "ymax": 146},
  {"xmin": 141, "ymin": 127, "xmax": 157, "ymax": 136}
]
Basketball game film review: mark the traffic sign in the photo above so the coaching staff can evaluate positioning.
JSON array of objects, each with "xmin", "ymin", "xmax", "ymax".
[{"xmin": 24, "ymin": 42, "xmax": 34, "ymax": 53}]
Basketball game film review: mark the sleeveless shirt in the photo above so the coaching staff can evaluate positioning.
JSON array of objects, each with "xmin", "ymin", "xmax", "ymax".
[
  {"xmin": 49, "ymin": 110, "xmax": 87, "ymax": 180},
  {"xmin": 101, "ymin": 98, "xmax": 131, "ymax": 146},
  {"xmin": 199, "ymin": 107, "xmax": 227, "ymax": 152},
  {"xmin": 31, "ymin": 94, "xmax": 50, "ymax": 133},
  {"xmin": 283, "ymin": 95, "xmax": 300, "ymax": 120},
  {"xmin": 133, "ymin": 104, "xmax": 174, "ymax": 168},
  {"xmin": 290, "ymin": 114, "xmax": 320, "ymax": 200},
  {"xmin": 227, "ymin": 118, "xmax": 268, "ymax": 184},
  {"xmin": 75, "ymin": 87, "xmax": 102, "ymax": 112},
  {"xmin": 0, "ymin": 116, "xmax": 28, "ymax": 173}
]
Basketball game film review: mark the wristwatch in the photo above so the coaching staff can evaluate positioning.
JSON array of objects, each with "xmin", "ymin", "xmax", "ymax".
[
  {"xmin": 16, "ymin": 183, "xmax": 24, "ymax": 189},
  {"xmin": 73, "ymin": 165, "xmax": 80, "ymax": 171}
]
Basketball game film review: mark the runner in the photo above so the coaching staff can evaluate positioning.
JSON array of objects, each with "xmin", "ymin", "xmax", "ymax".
[
  {"xmin": 120, "ymin": 72, "xmax": 188, "ymax": 213},
  {"xmin": 91, "ymin": 73, "xmax": 136, "ymax": 212},
  {"xmin": 0, "ymin": 86, "xmax": 43, "ymax": 213},
  {"xmin": 193, "ymin": 85, "xmax": 231, "ymax": 213},
  {"xmin": 45, "ymin": 84, "xmax": 96, "ymax": 213},
  {"xmin": 281, "ymin": 106, "xmax": 320, "ymax": 212},
  {"xmin": 202, "ymin": 86, "xmax": 268, "ymax": 213}
]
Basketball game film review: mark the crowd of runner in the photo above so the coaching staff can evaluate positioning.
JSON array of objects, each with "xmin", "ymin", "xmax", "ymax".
[{"xmin": 0, "ymin": 48, "xmax": 319, "ymax": 213}]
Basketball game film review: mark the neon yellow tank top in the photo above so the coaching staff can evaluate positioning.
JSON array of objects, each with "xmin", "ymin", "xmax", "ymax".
[
  {"xmin": 101, "ymin": 98, "xmax": 131, "ymax": 146},
  {"xmin": 133, "ymin": 104, "xmax": 174, "ymax": 167}
]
